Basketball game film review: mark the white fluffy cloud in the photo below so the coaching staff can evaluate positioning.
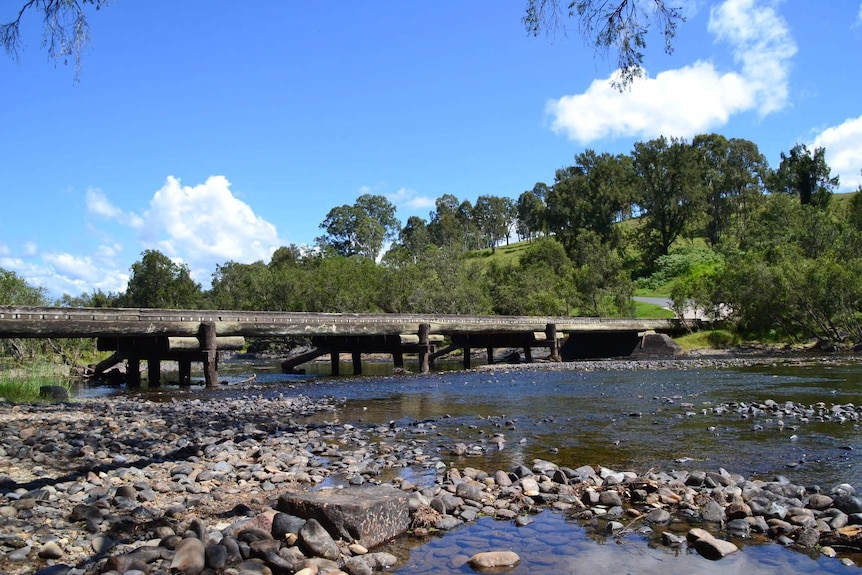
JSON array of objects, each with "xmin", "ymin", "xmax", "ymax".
[
  {"xmin": 86, "ymin": 187, "xmax": 145, "ymax": 228},
  {"xmin": 141, "ymin": 176, "xmax": 282, "ymax": 282},
  {"xmin": 0, "ymin": 254, "xmax": 128, "ymax": 299},
  {"xmin": 547, "ymin": 0, "xmax": 796, "ymax": 143},
  {"xmin": 386, "ymin": 187, "xmax": 435, "ymax": 211},
  {"xmin": 812, "ymin": 115, "xmax": 862, "ymax": 191}
]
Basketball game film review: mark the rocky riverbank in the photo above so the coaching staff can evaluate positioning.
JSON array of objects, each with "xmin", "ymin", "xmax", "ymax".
[{"xmin": 2, "ymin": 367, "xmax": 862, "ymax": 574}]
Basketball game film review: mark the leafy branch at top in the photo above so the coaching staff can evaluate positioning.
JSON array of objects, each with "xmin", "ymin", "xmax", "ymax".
[{"xmin": 523, "ymin": 0, "xmax": 685, "ymax": 90}]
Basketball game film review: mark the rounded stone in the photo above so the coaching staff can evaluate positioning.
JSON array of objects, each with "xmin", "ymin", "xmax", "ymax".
[
  {"xmin": 37, "ymin": 541, "xmax": 64, "ymax": 559},
  {"xmin": 468, "ymin": 551, "xmax": 521, "ymax": 569}
]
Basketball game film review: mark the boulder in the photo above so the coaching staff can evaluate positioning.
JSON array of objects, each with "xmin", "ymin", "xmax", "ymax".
[{"xmin": 277, "ymin": 485, "xmax": 410, "ymax": 548}]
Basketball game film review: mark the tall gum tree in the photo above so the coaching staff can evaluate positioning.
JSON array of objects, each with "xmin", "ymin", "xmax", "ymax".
[{"xmin": 632, "ymin": 136, "xmax": 706, "ymax": 266}]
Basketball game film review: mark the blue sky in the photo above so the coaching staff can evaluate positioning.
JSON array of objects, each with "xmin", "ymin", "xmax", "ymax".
[{"xmin": 2, "ymin": 0, "xmax": 861, "ymax": 298}]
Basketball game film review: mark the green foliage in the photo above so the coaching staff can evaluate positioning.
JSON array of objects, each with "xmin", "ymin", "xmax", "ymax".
[
  {"xmin": 0, "ymin": 267, "xmax": 47, "ymax": 305},
  {"xmin": 692, "ymin": 134, "xmax": 768, "ymax": 248},
  {"xmin": 673, "ymin": 330, "xmax": 740, "ymax": 351},
  {"xmin": 120, "ymin": 250, "xmax": 203, "ymax": 309},
  {"xmin": 638, "ymin": 245, "xmax": 722, "ymax": 292},
  {"xmin": 545, "ymin": 150, "xmax": 633, "ymax": 253},
  {"xmin": 473, "ymin": 195, "xmax": 515, "ymax": 252},
  {"xmin": 768, "ymin": 143, "xmax": 838, "ymax": 209},
  {"xmin": 632, "ymin": 136, "xmax": 706, "ymax": 268},
  {"xmin": 317, "ymin": 194, "xmax": 400, "ymax": 260}
]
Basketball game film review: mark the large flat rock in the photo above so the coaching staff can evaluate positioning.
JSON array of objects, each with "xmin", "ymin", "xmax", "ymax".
[{"xmin": 276, "ymin": 485, "xmax": 410, "ymax": 548}]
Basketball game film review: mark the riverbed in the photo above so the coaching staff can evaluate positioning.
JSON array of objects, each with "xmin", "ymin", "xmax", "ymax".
[{"xmin": 12, "ymin": 354, "xmax": 862, "ymax": 573}]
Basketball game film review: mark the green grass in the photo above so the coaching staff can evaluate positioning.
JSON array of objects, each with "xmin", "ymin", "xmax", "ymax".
[
  {"xmin": 633, "ymin": 300, "xmax": 676, "ymax": 319},
  {"xmin": 673, "ymin": 329, "xmax": 741, "ymax": 351},
  {"xmin": 464, "ymin": 241, "xmax": 531, "ymax": 265},
  {"xmin": 0, "ymin": 364, "xmax": 73, "ymax": 403}
]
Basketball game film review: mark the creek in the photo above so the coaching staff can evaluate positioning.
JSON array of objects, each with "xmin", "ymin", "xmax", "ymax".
[{"xmin": 78, "ymin": 354, "xmax": 862, "ymax": 573}]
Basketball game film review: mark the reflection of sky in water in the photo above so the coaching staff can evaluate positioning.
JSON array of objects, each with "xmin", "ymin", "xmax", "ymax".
[{"xmin": 389, "ymin": 510, "xmax": 857, "ymax": 574}]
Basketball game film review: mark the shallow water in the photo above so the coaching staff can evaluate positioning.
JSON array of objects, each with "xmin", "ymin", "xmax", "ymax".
[{"xmin": 77, "ymin": 356, "xmax": 862, "ymax": 573}]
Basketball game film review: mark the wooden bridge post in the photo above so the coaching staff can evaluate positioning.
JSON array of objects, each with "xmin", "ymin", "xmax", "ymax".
[
  {"xmin": 352, "ymin": 351, "xmax": 362, "ymax": 375},
  {"xmin": 486, "ymin": 347, "xmax": 494, "ymax": 365},
  {"xmin": 330, "ymin": 352, "xmax": 341, "ymax": 376},
  {"xmin": 546, "ymin": 323, "xmax": 560, "ymax": 362},
  {"xmin": 147, "ymin": 357, "xmax": 161, "ymax": 388},
  {"xmin": 199, "ymin": 321, "xmax": 218, "ymax": 387},
  {"xmin": 178, "ymin": 359, "xmax": 192, "ymax": 386},
  {"xmin": 418, "ymin": 323, "xmax": 430, "ymax": 373},
  {"xmin": 524, "ymin": 347, "xmax": 533, "ymax": 363},
  {"xmin": 127, "ymin": 358, "xmax": 141, "ymax": 388}
]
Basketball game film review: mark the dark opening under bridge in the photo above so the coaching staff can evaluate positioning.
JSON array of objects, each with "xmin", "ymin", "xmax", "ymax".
[{"xmin": 0, "ymin": 306, "xmax": 689, "ymax": 387}]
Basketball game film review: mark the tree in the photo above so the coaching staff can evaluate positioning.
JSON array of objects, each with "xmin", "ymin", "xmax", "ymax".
[
  {"xmin": 523, "ymin": 0, "xmax": 685, "ymax": 89},
  {"xmin": 848, "ymin": 185, "xmax": 862, "ymax": 233},
  {"xmin": 768, "ymin": 144, "xmax": 839, "ymax": 209},
  {"xmin": 692, "ymin": 134, "xmax": 767, "ymax": 248},
  {"xmin": 0, "ymin": 267, "xmax": 47, "ymax": 305},
  {"xmin": 473, "ymin": 195, "xmax": 514, "ymax": 252},
  {"xmin": 316, "ymin": 194, "xmax": 400, "ymax": 260},
  {"xmin": 545, "ymin": 149, "xmax": 634, "ymax": 255},
  {"xmin": 1, "ymin": 0, "xmax": 111, "ymax": 80},
  {"xmin": 632, "ymin": 136, "xmax": 705, "ymax": 265},
  {"xmin": 516, "ymin": 185, "xmax": 547, "ymax": 241},
  {"xmin": 399, "ymin": 215, "xmax": 432, "ymax": 261},
  {"xmin": 120, "ymin": 250, "xmax": 202, "ymax": 309},
  {"xmin": 210, "ymin": 260, "xmax": 273, "ymax": 311}
]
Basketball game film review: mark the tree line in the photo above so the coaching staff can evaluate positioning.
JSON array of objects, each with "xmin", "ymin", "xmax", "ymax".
[{"xmin": 2, "ymin": 133, "xmax": 861, "ymax": 346}]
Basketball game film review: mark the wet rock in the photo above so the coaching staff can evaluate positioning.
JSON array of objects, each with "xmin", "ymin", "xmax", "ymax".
[
  {"xmin": 645, "ymin": 508, "xmax": 670, "ymax": 524},
  {"xmin": 468, "ymin": 551, "xmax": 520, "ymax": 569},
  {"xmin": 700, "ymin": 499, "xmax": 725, "ymax": 523},
  {"xmin": 832, "ymin": 494, "xmax": 862, "ymax": 515},
  {"xmin": 344, "ymin": 556, "xmax": 373, "ymax": 575},
  {"xmin": 807, "ymin": 494, "xmax": 833, "ymax": 510},
  {"xmin": 661, "ymin": 532, "xmax": 686, "ymax": 546},
  {"xmin": 687, "ymin": 528, "xmax": 739, "ymax": 560},
  {"xmin": 796, "ymin": 527, "xmax": 821, "ymax": 548}
]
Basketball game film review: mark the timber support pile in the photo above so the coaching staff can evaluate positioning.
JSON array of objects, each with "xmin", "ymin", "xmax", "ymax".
[
  {"xmin": 94, "ymin": 325, "xmax": 244, "ymax": 387},
  {"xmin": 280, "ymin": 324, "xmax": 443, "ymax": 375}
]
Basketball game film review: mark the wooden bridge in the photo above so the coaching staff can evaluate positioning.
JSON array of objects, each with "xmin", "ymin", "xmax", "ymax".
[{"xmin": 0, "ymin": 306, "xmax": 688, "ymax": 387}]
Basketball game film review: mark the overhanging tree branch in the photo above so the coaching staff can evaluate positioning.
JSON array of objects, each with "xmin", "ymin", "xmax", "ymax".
[
  {"xmin": 524, "ymin": 0, "xmax": 685, "ymax": 90},
  {"xmin": 1, "ymin": 0, "xmax": 111, "ymax": 81}
]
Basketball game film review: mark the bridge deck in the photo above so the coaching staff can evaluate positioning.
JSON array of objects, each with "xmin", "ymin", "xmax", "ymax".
[{"xmin": 0, "ymin": 306, "xmax": 684, "ymax": 339}]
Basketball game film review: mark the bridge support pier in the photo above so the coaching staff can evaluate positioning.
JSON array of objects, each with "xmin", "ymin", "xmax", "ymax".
[
  {"xmin": 546, "ymin": 323, "xmax": 560, "ymax": 362},
  {"xmin": 147, "ymin": 357, "xmax": 161, "ymax": 388},
  {"xmin": 418, "ymin": 323, "xmax": 430, "ymax": 373},
  {"xmin": 199, "ymin": 321, "xmax": 219, "ymax": 387},
  {"xmin": 179, "ymin": 359, "xmax": 192, "ymax": 386},
  {"xmin": 352, "ymin": 351, "xmax": 362, "ymax": 375},
  {"xmin": 127, "ymin": 358, "xmax": 141, "ymax": 388}
]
